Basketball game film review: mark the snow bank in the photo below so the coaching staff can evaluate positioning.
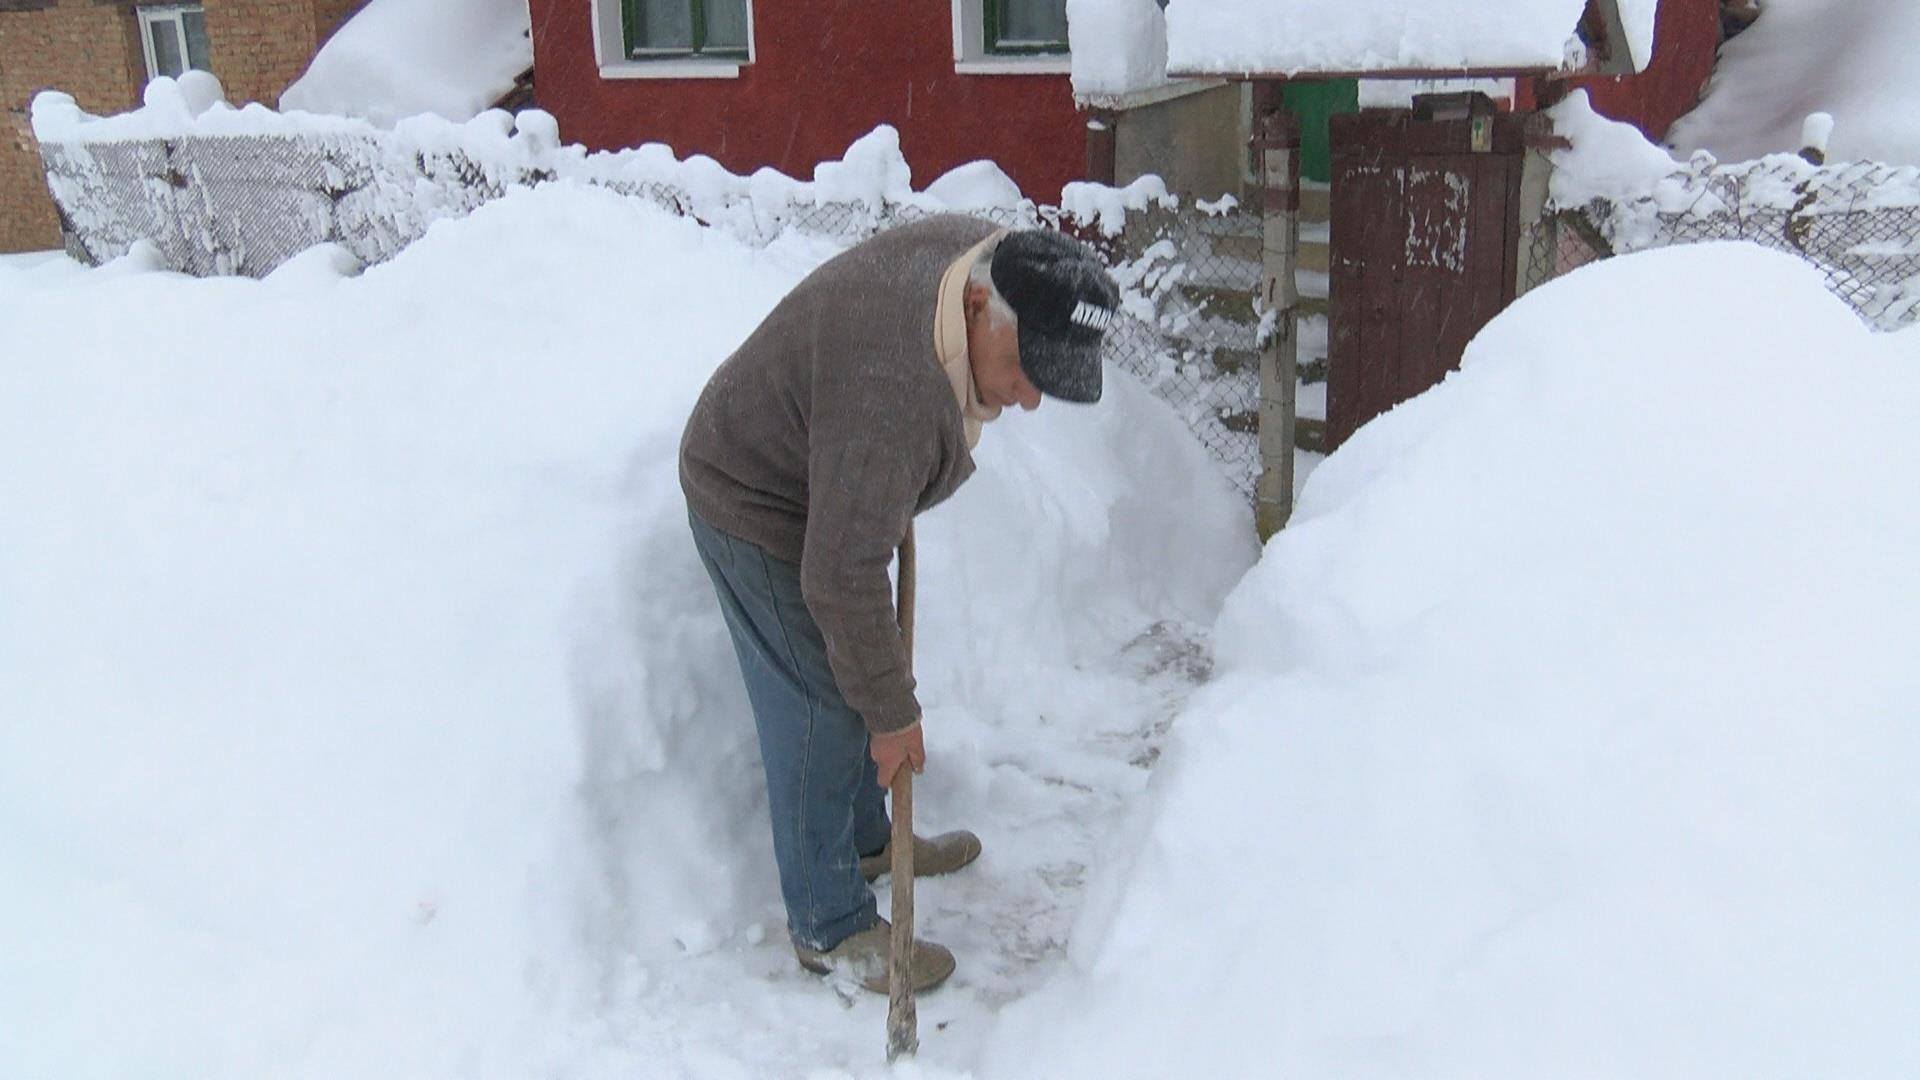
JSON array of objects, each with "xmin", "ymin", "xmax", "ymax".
[
  {"xmin": 0, "ymin": 181, "xmax": 1254, "ymax": 1077},
  {"xmin": 1162, "ymin": 0, "xmax": 1622, "ymax": 77},
  {"xmin": 986, "ymin": 241, "xmax": 1920, "ymax": 1077},
  {"xmin": 280, "ymin": 0, "xmax": 531, "ymax": 126},
  {"xmin": 1668, "ymin": 0, "xmax": 1920, "ymax": 166},
  {"xmin": 0, "ymin": 184, "xmax": 782, "ymax": 1078}
]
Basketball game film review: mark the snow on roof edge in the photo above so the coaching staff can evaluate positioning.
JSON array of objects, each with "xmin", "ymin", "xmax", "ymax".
[{"xmin": 1152, "ymin": 0, "xmax": 1652, "ymax": 82}]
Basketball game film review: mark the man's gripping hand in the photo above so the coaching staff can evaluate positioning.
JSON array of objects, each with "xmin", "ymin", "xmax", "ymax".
[{"xmin": 870, "ymin": 725, "xmax": 925, "ymax": 789}]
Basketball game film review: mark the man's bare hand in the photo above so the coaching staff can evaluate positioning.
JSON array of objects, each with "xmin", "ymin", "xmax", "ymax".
[{"xmin": 870, "ymin": 725, "xmax": 926, "ymax": 789}]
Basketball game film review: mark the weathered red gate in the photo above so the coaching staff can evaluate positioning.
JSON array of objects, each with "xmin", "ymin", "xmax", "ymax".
[{"xmin": 1325, "ymin": 97, "xmax": 1529, "ymax": 450}]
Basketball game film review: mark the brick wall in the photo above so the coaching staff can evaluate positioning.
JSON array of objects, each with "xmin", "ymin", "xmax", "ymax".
[
  {"xmin": 3, "ymin": 107, "xmax": 60, "ymax": 251},
  {"xmin": 309, "ymin": 0, "xmax": 358, "ymax": 48},
  {"xmin": 206, "ymin": 0, "xmax": 318, "ymax": 107},
  {"xmin": 207, "ymin": 0, "xmax": 364, "ymax": 108},
  {"xmin": 1, "ymin": 0, "xmax": 365, "ymax": 252},
  {"xmin": 0, "ymin": 0, "xmax": 145, "ymax": 252}
]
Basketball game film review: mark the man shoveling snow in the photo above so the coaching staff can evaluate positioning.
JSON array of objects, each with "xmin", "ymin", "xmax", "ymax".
[{"xmin": 678, "ymin": 216, "xmax": 1122, "ymax": 994}]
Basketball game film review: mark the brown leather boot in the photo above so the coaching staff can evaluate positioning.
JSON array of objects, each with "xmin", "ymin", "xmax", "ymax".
[
  {"xmin": 859, "ymin": 830, "xmax": 982, "ymax": 883},
  {"xmin": 793, "ymin": 919, "xmax": 956, "ymax": 994}
]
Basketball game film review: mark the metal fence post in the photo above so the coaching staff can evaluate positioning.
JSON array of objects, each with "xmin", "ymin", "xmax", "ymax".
[{"xmin": 1251, "ymin": 106, "xmax": 1300, "ymax": 540}]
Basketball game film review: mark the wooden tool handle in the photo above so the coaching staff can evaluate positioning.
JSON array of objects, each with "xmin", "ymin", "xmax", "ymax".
[
  {"xmin": 885, "ymin": 768, "xmax": 917, "ymax": 1060},
  {"xmin": 886, "ymin": 526, "xmax": 919, "ymax": 1062}
]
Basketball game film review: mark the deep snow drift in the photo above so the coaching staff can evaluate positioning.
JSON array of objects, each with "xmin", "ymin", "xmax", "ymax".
[
  {"xmin": 0, "ymin": 183, "xmax": 1253, "ymax": 1077},
  {"xmin": 7, "ymin": 182, "xmax": 1918, "ymax": 1077},
  {"xmin": 990, "ymin": 242, "xmax": 1920, "ymax": 1079}
]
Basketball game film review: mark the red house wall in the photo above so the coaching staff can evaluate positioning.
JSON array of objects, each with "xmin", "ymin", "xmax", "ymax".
[
  {"xmin": 1520, "ymin": 0, "xmax": 1721, "ymax": 142},
  {"xmin": 526, "ymin": 2, "xmax": 1089, "ymax": 202}
]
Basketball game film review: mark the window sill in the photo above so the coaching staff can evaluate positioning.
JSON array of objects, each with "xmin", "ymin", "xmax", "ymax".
[
  {"xmin": 599, "ymin": 58, "xmax": 745, "ymax": 80},
  {"xmin": 954, "ymin": 56, "xmax": 1071, "ymax": 76}
]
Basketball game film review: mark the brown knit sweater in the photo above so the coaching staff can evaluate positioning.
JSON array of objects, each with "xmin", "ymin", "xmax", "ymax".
[{"xmin": 679, "ymin": 214, "xmax": 1000, "ymax": 734}]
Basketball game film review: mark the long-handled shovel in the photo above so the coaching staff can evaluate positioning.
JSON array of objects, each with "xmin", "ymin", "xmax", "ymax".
[{"xmin": 886, "ymin": 526, "xmax": 918, "ymax": 1062}]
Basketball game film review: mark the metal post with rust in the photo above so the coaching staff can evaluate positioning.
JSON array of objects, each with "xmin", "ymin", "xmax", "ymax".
[
  {"xmin": 885, "ymin": 525, "xmax": 919, "ymax": 1061},
  {"xmin": 1252, "ymin": 104, "xmax": 1302, "ymax": 541}
]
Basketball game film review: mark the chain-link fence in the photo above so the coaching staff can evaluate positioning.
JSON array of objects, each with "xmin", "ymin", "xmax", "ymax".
[
  {"xmin": 1527, "ymin": 157, "xmax": 1920, "ymax": 332},
  {"xmin": 39, "ymin": 130, "xmax": 1270, "ymax": 498},
  {"xmin": 1097, "ymin": 205, "xmax": 1266, "ymax": 499},
  {"xmin": 54, "ymin": 129, "xmax": 1907, "ymax": 505},
  {"xmin": 41, "ymin": 133, "xmax": 539, "ymax": 274}
]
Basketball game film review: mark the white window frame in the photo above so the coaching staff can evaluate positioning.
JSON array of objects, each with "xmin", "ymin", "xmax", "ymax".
[
  {"xmin": 951, "ymin": 0, "xmax": 1072, "ymax": 75},
  {"xmin": 137, "ymin": 4, "xmax": 207, "ymax": 81},
  {"xmin": 591, "ymin": 0, "xmax": 754, "ymax": 80}
]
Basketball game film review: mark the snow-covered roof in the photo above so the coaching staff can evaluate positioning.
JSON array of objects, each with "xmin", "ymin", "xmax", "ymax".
[
  {"xmin": 1667, "ymin": 0, "xmax": 1920, "ymax": 167},
  {"xmin": 1071, "ymin": 0, "xmax": 1656, "ymax": 104},
  {"xmin": 279, "ymin": 0, "xmax": 531, "ymax": 127},
  {"xmin": 1068, "ymin": 0, "xmax": 1177, "ymax": 107}
]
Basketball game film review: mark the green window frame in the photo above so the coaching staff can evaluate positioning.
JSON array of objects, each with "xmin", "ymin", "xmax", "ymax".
[
  {"xmin": 983, "ymin": 0, "xmax": 1068, "ymax": 55},
  {"xmin": 621, "ymin": 0, "xmax": 749, "ymax": 60}
]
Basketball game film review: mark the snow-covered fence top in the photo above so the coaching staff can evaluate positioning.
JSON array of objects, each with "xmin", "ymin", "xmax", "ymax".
[
  {"xmin": 1547, "ymin": 95, "xmax": 1920, "ymax": 331},
  {"xmin": 32, "ymin": 76, "xmax": 1271, "ymax": 497},
  {"xmin": 32, "ymin": 75, "xmax": 1137, "ymax": 274}
]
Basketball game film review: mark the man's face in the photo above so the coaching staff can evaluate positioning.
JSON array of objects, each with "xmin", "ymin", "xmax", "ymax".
[{"xmin": 964, "ymin": 281, "xmax": 1042, "ymax": 412}]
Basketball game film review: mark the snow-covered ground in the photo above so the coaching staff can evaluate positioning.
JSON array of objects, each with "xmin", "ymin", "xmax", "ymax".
[
  {"xmin": 1669, "ymin": 0, "xmax": 1920, "ymax": 165},
  {"xmin": 0, "ymin": 250, "xmax": 65, "ymax": 269},
  {"xmin": 6, "ymin": 184, "xmax": 1918, "ymax": 1077}
]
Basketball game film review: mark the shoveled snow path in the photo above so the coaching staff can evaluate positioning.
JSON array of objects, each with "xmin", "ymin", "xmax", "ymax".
[{"xmin": 576, "ymin": 622, "xmax": 1217, "ymax": 1076}]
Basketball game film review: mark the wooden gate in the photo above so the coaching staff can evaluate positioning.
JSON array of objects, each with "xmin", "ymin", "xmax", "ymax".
[{"xmin": 1325, "ymin": 98, "xmax": 1528, "ymax": 450}]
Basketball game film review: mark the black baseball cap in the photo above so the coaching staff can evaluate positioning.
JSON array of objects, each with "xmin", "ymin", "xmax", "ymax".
[{"xmin": 989, "ymin": 230, "xmax": 1122, "ymax": 403}]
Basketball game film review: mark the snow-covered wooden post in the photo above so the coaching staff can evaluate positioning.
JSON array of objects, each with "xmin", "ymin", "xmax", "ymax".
[{"xmin": 1252, "ymin": 104, "xmax": 1301, "ymax": 539}]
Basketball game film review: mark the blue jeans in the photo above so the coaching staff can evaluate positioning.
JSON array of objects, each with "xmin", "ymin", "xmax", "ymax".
[{"xmin": 688, "ymin": 508, "xmax": 891, "ymax": 951}]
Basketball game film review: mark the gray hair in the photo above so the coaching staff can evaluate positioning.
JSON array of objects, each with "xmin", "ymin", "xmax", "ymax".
[{"xmin": 968, "ymin": 241, "xmax": 1017, "ymax": 328}]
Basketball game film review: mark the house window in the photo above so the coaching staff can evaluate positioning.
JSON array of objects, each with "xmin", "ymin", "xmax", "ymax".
[
  {"xmin": 984, "ymin": 0, "xmax": 1067, "ymax": 54},
  {"xmin": 623, "ymin": 0, "xmax": 749, "ymax": 59},
  {"xmin": 137, "ymin": 5, "xmax": 210, "ymax": 80},
  {"xmin": 951, "ymin": 0, "xmax": 1070, "ymax": 72}
]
